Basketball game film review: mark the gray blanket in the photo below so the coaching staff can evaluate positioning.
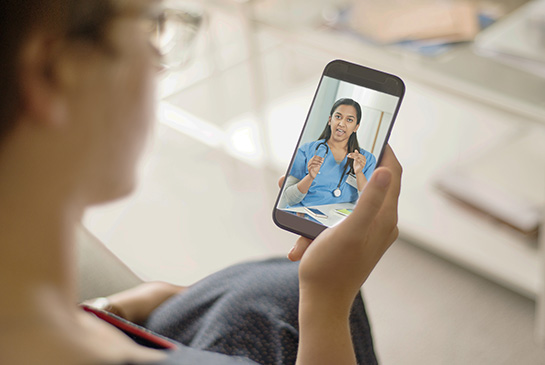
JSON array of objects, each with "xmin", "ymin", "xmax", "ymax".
[{"xmin": 144, "ymin": 258, "xmax": 377, "ymax": 365}]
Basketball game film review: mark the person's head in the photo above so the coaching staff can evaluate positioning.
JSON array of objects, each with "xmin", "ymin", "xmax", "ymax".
[
  {"xmin": 0, "ymin": 0, "xmax": 162, "ymax": 208},
  {"xmin": 318, "ymin": 98, "xmax": 362, "ymax": 172}
]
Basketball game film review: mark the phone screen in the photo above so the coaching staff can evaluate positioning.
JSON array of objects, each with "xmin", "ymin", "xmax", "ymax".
[{"xmin": 276, "ymin": 71, "xmax": 402, "ymax": 230}]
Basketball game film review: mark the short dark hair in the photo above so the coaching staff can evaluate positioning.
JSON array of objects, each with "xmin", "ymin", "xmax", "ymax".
[{"xmin": 0, "ymin": 0, "xmax": 153, "ymax": 143}]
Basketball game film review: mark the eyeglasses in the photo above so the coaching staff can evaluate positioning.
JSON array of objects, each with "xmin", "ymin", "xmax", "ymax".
[{"xmin": 145, "ymin": 5, "xmax": 204, "ymax": 71}]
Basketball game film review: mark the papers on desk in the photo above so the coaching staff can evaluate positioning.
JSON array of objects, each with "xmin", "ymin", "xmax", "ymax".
[
  {"xmin": 474, "ymin": 0, "xmax": 545, "ymax": 78},
  {"xmin": 282, "ymin": 202, "xmax": 356, "ymax": 228}
]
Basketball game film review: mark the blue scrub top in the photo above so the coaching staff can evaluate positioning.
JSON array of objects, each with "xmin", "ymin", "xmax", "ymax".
[{"xmin": 288, "ymin": 139, "xmax": 377, "ymax": 207}]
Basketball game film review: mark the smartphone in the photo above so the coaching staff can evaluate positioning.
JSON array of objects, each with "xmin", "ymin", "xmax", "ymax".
[
  {"xmin": 273, "ymin": 59, "xmax": 405, "ymax": 239},
  {"xmin": 304, "ymin": 207, "xmax": 328, "ymax": 219}
]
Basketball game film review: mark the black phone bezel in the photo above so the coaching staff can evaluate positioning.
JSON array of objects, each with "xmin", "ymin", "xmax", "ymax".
[{"xmin": 272, "ymin": 59, "xmax": 405, "ymax": 239}]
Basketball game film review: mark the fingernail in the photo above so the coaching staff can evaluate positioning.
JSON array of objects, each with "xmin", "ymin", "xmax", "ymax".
[
  {"xmin": 287, "ymin": 246, "xmax": 295, "ymax": 259},
  {"xmin": 375, "ymin": 170, "xmax": 391, "ymax": 188}
]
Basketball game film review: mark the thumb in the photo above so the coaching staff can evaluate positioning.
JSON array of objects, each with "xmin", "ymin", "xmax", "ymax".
[
  {"xmin": 288, "ymin": 236, "xmax": 312, "ymax": 261},
  {"xmin": 278, "ymin": 175, "xmax": 286, "ymax": 189},
  {"xmin": 344, "ymin": 168, "xmax": 391, "ymax": 234}
]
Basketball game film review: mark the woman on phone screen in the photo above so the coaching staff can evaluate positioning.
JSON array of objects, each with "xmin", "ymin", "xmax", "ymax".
[{"xmin": 280, "ymin": 98, "xmax": 377, "ymax": 209}]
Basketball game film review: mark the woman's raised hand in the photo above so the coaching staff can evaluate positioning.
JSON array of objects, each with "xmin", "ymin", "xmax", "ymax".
[
  {"xmin": 307, "ymin": 155, "xmax": 324, "ymax": 179},
  {"xmin": 348, "ymin": 149, "xmax": 367, "ymax": 173},
  {"xmin": 290, "ymin": 145, "xmax": 401, "ymax": 308}
]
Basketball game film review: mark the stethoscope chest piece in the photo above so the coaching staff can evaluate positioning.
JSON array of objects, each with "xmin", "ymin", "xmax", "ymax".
[{"xmin": 315, "ymin": 141, "xmax": 350, "ymax": 199}]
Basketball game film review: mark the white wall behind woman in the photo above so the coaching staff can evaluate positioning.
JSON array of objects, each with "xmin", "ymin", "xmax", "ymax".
[
  {"xmin": 299, "ymin": 76, "xmax": 340, "ymax": 144},
  {"xmin": 336, "ymin": 81, "xmax": 399, "ymax": 156}
]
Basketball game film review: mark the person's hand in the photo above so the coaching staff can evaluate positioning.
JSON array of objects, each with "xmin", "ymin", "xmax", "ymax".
[
  {"xmin": 278, "ymin": 175, "xmax": 286, "ymax": 188},
  {"xmin": 348, "ymin": 149, "xmax": 367, "ymax": 173},
  {"xmin": 85, "ymin": 281, "xmax": 187, "ymax": 324},
  {"xmin": 290, "ymin": 145, "xmax": 401, "ymax": 308},
  {"xmin": 307, "ymin": 155, "xmax": 324, "ymax": 180}
]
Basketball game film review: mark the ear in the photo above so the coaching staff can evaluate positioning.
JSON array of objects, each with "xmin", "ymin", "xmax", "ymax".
[
  {"xmin": 328, "ymin": 116, "xmax": 331, "ymax": 125},
  {"xmin": 353, "ymin": 124, "xmax": 359, "ymax": 133},
  {"xmin": 19, "ymin": 34, "xmax": 68, "ymax": 128}
]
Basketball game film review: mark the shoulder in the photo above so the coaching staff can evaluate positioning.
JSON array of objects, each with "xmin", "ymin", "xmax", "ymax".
[
  {"xmin": 359, "ymin": 148, "xmax": 376, "ymax": 162},
  {"xmin": 299, "ymin": 139, "xmax": 323, "ymax": 153},
  {"xmin": 302, "ymin": 139, "xmax": 324, "ymax": 149}
]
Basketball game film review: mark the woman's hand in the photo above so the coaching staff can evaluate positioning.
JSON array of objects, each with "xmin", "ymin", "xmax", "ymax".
[
  {"xmin": 86, "ymin": 282, "xmax": 187, "ymax": 324},
  {"xmin": 307, "ymin": 155, "xmax": 324, "ymax": 180},
  {"xmin": 293, "ymin": 145, "xmax": 401, "ymax": 365},
  {"xmin": 348, "ymin": 149, "xmax": 367, "ymax": 173},
  {"xmin": 292, "ymin": 145, "xmax": 401, "ymax": 307}
]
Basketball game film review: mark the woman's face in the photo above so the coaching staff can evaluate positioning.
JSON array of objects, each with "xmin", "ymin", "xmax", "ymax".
[
  {"xmin": 328, "ymin": 104, "xmax": 359, "ymax": 145},
  {"xmin": 64, "ymin": 16, "xmax": 158, "ymax": 203}
]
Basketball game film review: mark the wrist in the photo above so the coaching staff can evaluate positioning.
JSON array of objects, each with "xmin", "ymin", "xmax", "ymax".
[
  {"xmin": 87, "ymin": 297, "xmax": 127, "ymax": 319},
  {"xmin": 299, "ymin": 286, "xmax": 354, "ymax": 317},
  {"xmin": 298, "ymin": 290, "xmax": 355, "ymax": 364}
]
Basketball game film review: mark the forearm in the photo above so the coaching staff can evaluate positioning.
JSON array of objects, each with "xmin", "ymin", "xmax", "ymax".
[
  {"xmin": 356, "ymin": 172, "xmax": 367, "ymax": 192},
  {"xmin": 279, "ymin": 176, "xmax": 306, "ymax": 207},
  {"xmin": 106, "ymin": 281, "xmax": 185, "ymax": 324},
  {"xmin": 297, "ymin": 291, "xmax": 356, "ymax": 365}
]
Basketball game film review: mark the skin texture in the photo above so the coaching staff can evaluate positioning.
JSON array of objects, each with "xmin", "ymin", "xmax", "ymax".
[
  {"xmin": 280, "ymin": 145, "xmax": 401, "ymax": 365},
  {"xmin": 0, "ymin": 14, "xmax": 166, "ymax": 365},
  {"xmin": 328, "ymin": 104, "xmax": 359, "ymax": 146},
  {"xmin": 349, "ymin": 150, "xmax": 367, "ymax": 172},
  {"xmin": 348, "ymin": 150, "xmax": 368, "ymax": 191},
  {"xmin": 292, "ymin": 146, "xmax": 402, "ymax": 365},
  {"xmin": 103, "ymin": 282, "xmax": 187, "ymax": 325}
]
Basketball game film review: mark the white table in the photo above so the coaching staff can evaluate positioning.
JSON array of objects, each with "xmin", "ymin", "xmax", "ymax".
[{"xmin": 282, "ymin": 202, "xmax": 356, "ymax": 227}]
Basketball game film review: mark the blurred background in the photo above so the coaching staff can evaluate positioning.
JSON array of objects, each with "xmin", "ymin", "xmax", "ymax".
[{"xmin": 84, "ymin": 0, "xmax": 545, "ymax": 363}]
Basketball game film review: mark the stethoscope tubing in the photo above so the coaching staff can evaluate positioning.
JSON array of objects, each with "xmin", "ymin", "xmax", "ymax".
[{"xmin": 314, "ymin": 141, "xmax": 351, "ymax": 197}]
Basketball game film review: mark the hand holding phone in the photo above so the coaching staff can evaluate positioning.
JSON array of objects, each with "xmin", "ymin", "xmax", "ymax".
[
  {"xmin": 273, "ymin": 59, "xmax": 404, "ymax": 239},
  {"xmin": 274, "ymin": 63, "xmax": 404, "ymax": 363},
  {"xmin": 288, "ymin": 145, "xmax": 401, "ymax": 281},
  {"xmin": 291, "ymin": 148, "xmax": 401, "ymax": 365}
]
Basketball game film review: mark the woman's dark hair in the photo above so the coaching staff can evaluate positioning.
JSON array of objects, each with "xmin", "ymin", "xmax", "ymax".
[
  {"xmin": 318, "ymin": 98, "xmax": 362, "ymax": 174},
  {"xmin": 0, "ymin": 0, "xmax": 152, "ymax": 145}
]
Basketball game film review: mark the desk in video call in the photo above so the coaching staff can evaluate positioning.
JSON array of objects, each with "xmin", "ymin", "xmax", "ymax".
[{"xmin": 283, "ymin": 202, "xmax": 356, "ymax": 227}]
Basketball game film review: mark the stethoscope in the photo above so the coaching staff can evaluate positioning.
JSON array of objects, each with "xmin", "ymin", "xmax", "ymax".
[{"xmin": 314, "ymin": 142, "xmax": 350, "ymax": 198}]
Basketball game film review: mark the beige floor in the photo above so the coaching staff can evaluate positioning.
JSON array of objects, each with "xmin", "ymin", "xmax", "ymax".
[{"xmin": 84, "ymin": 6, "xmax": 545, "ymax": 364}]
